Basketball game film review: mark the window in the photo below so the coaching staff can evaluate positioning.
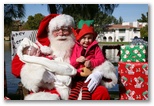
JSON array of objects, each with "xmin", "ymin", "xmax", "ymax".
[
  {"xmin": 119, "ymin": 29, "xmax": 125, "ymax": 33},
  {"xmin": 133, "ymin": 28, "xmax": 140, "ymax": 33},
  {"xmin": 103, "ymin": 36, "xmax": 107, "ymax": 42},
  {"xmin": 119, "ymin": 36, "xmax": 125, "ymax": 42},
  {"xmin": 108, "ymin": 36, "xmax": 112, "ymax": 42}
]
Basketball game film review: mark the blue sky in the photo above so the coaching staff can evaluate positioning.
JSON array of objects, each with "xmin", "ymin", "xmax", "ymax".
[
  {"xmin": 23, "ymin": 4, "xmax": 148, "ymax": 22},
  {"xmin": 112, "ymin": 4, "xmax": 148, "ymax": 22}
]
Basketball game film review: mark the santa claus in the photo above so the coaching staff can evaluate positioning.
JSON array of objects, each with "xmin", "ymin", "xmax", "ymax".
[{"xmin": 12, "ymin": 14, "xmax": 117, "ymax": 100}]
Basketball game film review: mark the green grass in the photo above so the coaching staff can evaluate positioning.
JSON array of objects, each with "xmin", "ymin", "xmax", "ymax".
[{"xmin": 99, "ymin": 42, "xmax": 130, "ymax": 45}]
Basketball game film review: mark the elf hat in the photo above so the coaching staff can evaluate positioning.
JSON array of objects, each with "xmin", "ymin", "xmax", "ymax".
[
  {"xmin": 78, "ymin": 19, "xmax": 94, "ymax": 29},
  {"xmin": 75, "ymin": 23, "xmax": 97, "ymax": 41},
  {"xmin": 36, "ymin": 14, "xmax": 75, "ymax": 46}
]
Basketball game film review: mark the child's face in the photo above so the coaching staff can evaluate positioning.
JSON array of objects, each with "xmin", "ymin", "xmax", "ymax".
[
  {"xmin": 79, "ymin": 34, "xmax": 94, "ymax": 48},
  {"xmin": 28, "ymin": 46, "xmax": 40, "ymax": 56}
]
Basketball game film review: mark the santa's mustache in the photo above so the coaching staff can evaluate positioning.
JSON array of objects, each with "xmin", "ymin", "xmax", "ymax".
[
  {"xmin": 55, "ymin": 35, "xmax": 68, "ymax": 40},
  {"xmin": 48, "ymin": 33, "xmax": 75, "ymax": 43}
]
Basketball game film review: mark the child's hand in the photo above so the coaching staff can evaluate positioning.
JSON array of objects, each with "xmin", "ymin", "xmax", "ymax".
[
  {"xmin": 84, "ymin": 60, "xmax": 91, "ymax": 68},
  {"xmin": 76, "ymin": 56, "xmax": 86, "ymax": 63}
]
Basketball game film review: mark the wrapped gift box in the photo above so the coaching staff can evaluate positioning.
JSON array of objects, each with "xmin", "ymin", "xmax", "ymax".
[
  {"xmin": 118, "ymin": 62, "xmax": 148, "ymax": 100},
  {"xmin": 120, "ymin": 45, "xmax": 147, "ymax": 62}
]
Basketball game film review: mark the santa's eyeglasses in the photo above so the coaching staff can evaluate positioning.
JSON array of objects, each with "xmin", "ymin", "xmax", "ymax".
[{"xmin": 53, "ymin": 26, "xmax": 71, "ymax": 35}]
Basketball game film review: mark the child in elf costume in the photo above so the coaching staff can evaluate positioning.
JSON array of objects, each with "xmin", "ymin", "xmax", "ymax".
[{"xmin": 69, "ymin": 20, "xmax": 105, "ymax": 100}]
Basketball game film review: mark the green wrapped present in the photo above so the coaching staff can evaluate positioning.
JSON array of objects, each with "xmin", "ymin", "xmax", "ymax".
[{"xmin": 120, "ymin": 44, "xmax": 146, "ymax": 62}]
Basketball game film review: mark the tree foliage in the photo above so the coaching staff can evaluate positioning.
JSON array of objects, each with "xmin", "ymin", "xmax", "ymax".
[
  {"xmin": 4, "ymin": 4, "xmax": 119, "ymax": 37},
  {"xmin": 94, "ymin": 12, "xmax": 120, "ymax": 33},
  {"xmin": 22, "ymin": 13, "xmax": 45, "ymax": 30},
  {"xmin": 137, "ymin": 12, "xmax": 148, "ymax": 22},
  {"xmin": 137, "ymin": 12, "xmax": 148, "ymax": 38},
  {"xmin": 4, "ymin": 20, "xmax": 22, "ymax": 37},
  {"xmin": 4, "ymin": 4, "xmax": 25, "ymax": 26},
  {"xmin": 140, "ymin": 25, "xmax": 148, "ymax": 38},
  {"xmin": 118, "ymin": 16, "xmax": 123, "ymax": 24},
  {"xmin": 47, "ymin": 4, "xmax": 57, "ymax": 13},
  {"xmin": 4, "ymin": 4, "xmax": 25, "ymax": 37},
  {"xmin": 47, "ymin": 4, "xmax": 119, "ymax": 25},
  {"xmin": 47, "ymin": 4, "xmax": 119, "ymax": 33}
]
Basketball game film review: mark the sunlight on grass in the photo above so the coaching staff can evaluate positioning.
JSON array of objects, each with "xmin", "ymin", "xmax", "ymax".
[{"xmin": 99, "ymin": 42, "xmax": 130, "ymax": 45}]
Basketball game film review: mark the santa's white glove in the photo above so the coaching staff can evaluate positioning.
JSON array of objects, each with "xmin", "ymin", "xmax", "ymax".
[
  {"xmin": 42, "ymin": 71, "xmax": 55, "ymax": 83},
  {"xmin": 85, "ymin": 71, "xmax": 103, "ymax": 92}
]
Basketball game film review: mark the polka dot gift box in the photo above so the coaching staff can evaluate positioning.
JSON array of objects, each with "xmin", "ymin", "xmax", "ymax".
[{"xmin": 120, "ymin": 44, "xmax": 147, "ymax": 62}]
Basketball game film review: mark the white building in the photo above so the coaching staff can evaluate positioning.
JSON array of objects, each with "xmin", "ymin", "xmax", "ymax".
[{"xmin": 96, "ymin": 21, "xmax": 147, "ymax": 42}]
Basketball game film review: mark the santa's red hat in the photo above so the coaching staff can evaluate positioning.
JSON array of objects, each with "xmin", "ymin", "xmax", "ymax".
[{"xmin": 36, "ymin": 14, "xmax": 75, "ymax": 46}]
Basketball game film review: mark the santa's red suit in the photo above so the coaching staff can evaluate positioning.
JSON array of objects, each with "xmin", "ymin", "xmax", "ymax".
[{"xmin": 12, "ymin": 14, "xmax": 117, "ymax": 100}]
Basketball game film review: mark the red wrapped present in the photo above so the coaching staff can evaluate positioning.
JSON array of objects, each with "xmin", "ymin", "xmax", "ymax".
[{"xmin": 118, "ymin": 62, "xmax": 148, "ymax": 100}]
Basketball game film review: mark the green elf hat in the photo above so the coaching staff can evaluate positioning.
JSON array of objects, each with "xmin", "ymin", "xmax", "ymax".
[
  {"xmin": 74, "ymin": 20, "xmax": 97, "ymax": 41},
  {"xmin": 78, "ymin": 20, "xmax": 94, "ymax": 29}
]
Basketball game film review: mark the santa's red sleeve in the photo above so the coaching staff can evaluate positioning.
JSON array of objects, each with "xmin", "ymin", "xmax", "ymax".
[{"xmin": 11, "ymin": 54, "xmax": 25, "ymax": 78}]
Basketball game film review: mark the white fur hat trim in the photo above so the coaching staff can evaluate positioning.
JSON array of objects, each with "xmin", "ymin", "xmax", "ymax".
[{"xmin": 49, "ymin": 14, "xmax": 75, "ymax": 32}]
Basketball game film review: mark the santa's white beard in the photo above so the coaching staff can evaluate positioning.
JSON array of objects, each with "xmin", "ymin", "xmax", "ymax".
[{"xmin": 48, "ymin": 33, "xmax": 75, "ymax": 63}]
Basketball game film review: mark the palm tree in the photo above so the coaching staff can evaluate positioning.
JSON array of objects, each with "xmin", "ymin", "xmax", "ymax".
[
  {"xmin": 137, "ymin": 12, "xmax": 148, "ymax": 22},
  {"xmin": 4, "ymin": 4, "xmax": 25, "ymax": 26},
  {"xmin": 47, "ymin": 4, "xmax": 119, "ymax": 28},
  {"xmin": 4, "ymin": 4, "xmax": 25, "ymax": 37},
  {"xmin": 47, "ymin": 4, "xmax": 57, "ymax": 14},
  {"xmin": 47, "ymin": 4, "xmax": 118, "ymax": 19}
]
